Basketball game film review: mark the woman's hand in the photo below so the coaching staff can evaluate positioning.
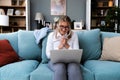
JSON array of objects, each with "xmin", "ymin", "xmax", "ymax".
[{"xmin": 58, "ymin": 37, "xmax": 69, "ymax": 49}]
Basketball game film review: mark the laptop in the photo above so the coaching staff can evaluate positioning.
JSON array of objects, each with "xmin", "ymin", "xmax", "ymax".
[{"xmin": 50, "ymin": 49, "xmax": 83, "ymax": 64}]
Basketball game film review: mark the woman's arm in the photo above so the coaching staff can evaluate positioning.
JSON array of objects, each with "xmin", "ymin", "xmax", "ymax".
[
  {"xmin": 46, "ymin": 32, "xmax": 54, "ymax": 59},
  {"xmin": 68, "ymin": 32, "xmax": 79, "ymax": 49},
  {"xmin": 73, "ymin": 32, "xmax": 79, "ymax": 49}
]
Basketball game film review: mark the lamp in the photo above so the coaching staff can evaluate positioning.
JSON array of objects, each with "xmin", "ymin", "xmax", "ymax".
[
  {"xmin": 0, "ymin": 15, "xmax": 9, "ymax": 33},
  {"xmin": 35, "ymin": 12, "xmax": 44, "ymax": 29}
]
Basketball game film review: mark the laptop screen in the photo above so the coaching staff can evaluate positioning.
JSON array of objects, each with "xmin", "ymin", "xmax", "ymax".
[{"xmin": 50, "ymin": 49, "xmax": 83, "ymax": 63}]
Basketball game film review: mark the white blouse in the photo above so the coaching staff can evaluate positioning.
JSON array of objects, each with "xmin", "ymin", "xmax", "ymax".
[{"xmin": 46, "ymin": 31, "xmax": 79, "ymax": 59}]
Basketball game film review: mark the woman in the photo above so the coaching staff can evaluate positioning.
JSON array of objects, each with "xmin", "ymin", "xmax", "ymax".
[{"xmin": 46, "ymin": 15, "xmax": 82, "ymax": 80}]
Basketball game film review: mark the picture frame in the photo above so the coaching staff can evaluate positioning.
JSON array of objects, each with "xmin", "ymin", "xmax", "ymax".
[
  {"xmin": 12, "ymin": 0, "xmax": 24, "ymax": 6},
  {"xmin": 98, "ymin": 2, "xmax": 103, "ymax": 7},
  {"xmin": 45, "ymin": 22, "xmax": 50, "ymax": 27},
  {"xmin": 45, "ymin": 22, "xmax": 53, "ymax": 29},
  {"xmin": 7, "ymin": 9, "xmax": 14, "ymax": 15},
  {"xmin": 74, "ymin": 22, "xmax": 83, "ymax": 30},
  {"xmin": 0, "ymin": 9, "xmax": 5, "ymax": 15},
  {"xmin": 103, "ymin": 2, "xmax": 108, "ymax": 7},
  {"xmin": 51, "ymin": 0, "xmax": 66, "ymax": 15},
  {"xmin": 100, "ymin": 20, "xmax": 106, "ymax": 26}
]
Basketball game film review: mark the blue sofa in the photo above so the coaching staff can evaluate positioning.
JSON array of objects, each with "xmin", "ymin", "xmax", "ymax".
[{"xmin": 0, "ymin": 29, "xmax": 120, "ymax": 80}]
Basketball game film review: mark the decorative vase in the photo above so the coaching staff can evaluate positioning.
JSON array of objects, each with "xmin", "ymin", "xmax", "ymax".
[{"xmin": 15, "ymin": 10, "xmax": 21, "ymax": 15}]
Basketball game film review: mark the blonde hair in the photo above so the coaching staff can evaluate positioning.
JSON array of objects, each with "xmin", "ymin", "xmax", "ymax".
[{"xmin": 54, "ymin": 15, "xmax": 72, "ymax": 39}]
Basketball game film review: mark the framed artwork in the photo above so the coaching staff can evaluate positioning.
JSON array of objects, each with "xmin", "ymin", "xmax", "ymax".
[
  {"xmin": 51, "ymin": 0, "xmax": 66, "ymax": 15},
  {"xmin": 7, "ymin": 9, "xmax": 14, "ymax": 15},
  {"xmin": 74, "ymin": 22, "xmax": 82, "ymax": 30}
]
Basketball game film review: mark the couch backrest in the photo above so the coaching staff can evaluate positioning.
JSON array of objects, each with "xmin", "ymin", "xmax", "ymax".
[
  {"xmin": 100, "ymin": 31, "xmax": 120, "ymax": 49},
  {"xmin": 18, "ymin": 30, "xmax": 42, "ymax": 61},
  {"xmin": 17, "ymin": 29, "xmax": 120, "ymax": 63},
  {"xmin": 0, "ymin": 32, "xmax": 18, "ymax": 53},
  {"xmin": 41, "ymin": 29, "xmax": 102, "ymax": 63},
  {"xmin": 2, "ymin": 29, "xmax": 119, "ymax": 63}
]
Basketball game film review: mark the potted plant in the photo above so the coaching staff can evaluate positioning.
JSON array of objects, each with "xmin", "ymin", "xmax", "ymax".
[{"xmin": 105, "ymin": 6, "xmax": 120, "ymax": 32}]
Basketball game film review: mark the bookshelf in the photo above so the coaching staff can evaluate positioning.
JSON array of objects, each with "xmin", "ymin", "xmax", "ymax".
[
  {"xmin": 86, "ymin": 0, "xmax": 118, "ymax": 32},
  {"xmin": 0, "ymin": 0, "xmax": 30, "ymax": 33},
  {"xmin": 91, "ymin": 0, "xmax": 115, "ymax": 32}
]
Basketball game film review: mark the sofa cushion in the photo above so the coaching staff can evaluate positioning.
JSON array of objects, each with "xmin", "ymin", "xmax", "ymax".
[
  {"xmin": 80, "ymin": 65, "xmax": 94, "ymax": 80},
  {"xmin": 100, "ymin": 32, "xmax": 120, "ymax": 45},
  {"xmin": 84, "ymin": 60, "xmax": 120, "ymax": 80},
  {"xmin": 0, "ymin": 60, "xmax": 39, "ymax": 80},
  {"xmin": 76, "ymin": 29, "xmax": 101, "ymax": 63},
  {"xmin": 0, "ymin": 32, "xmax": 18, "ymax": 53},
  {"xmin": 0, "ymin": 39, "xmax": 20, "ymax": 66},
  {"xmin": 18, "ymin": 30, "xmax": 42, "ymax": 60},
  {"xmin": 30, "ymin": 63, "xmax": 53, "ymax": 80},
  {"xmin": 100, "ymin": 36, "xmax": 120, "ymax": 61},
  {"xmin": 41, "ymin": 35, "xmax": 50, "ymax": 63},
  {"xmin": 41, "ymin": 31, "xmax": 52, "ymax": 63}
]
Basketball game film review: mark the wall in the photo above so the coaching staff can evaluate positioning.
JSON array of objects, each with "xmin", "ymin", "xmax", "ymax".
[
  {"xmin": 30, "ymin": 0, "xmax": 86, "ymax": 30},
  {"xmin": 119, "ymin": 0, "xmax": 120, "ymax": 7}
]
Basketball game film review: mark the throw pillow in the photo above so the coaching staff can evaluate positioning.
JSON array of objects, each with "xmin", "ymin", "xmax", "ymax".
[
  {"xmin": 41, "ymin": 30, "xmax": 53, "ymax": 63},
  {"xmin": 41, "ymin": 32, "xmax": 51, "ymax": 63},
  {"xmin": 0, "ymin": 39, "xmax": 20, "ymax": 66},
  {"xmin": 0, "ymin": 32, "xmax": 18, "ymax": 53},
  {"xmin": 100, "ymin": 36, "xmax": 120, "ymax": 61},
  {"xmin": 18, "ymin": 30, "xmax": 42, "ymax": 61},
  {"xmin": 76, "ymin": 29, "xmax": 101, "ymax": 63}
]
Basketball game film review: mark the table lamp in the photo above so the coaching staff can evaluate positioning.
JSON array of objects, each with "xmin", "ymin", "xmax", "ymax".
[
  {"xmin": 35, "ymin": 12, "xmax": 44, "ymax": 29},
  {"xmin": 0, "ymin": 15, "xmax": 9, "ymax": 33}
]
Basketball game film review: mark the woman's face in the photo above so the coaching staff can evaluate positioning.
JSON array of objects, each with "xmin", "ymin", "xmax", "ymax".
[{"xmin": 58, "ymin": 21, "xmax": 70, "ymax": 35}]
